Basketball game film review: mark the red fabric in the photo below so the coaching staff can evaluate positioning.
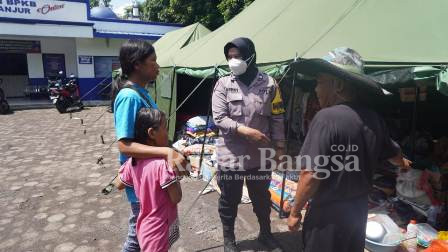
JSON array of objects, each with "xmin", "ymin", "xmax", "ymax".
[{"xmin": 419, "ymin": 170, "xmax": 440, "ymax": 205}]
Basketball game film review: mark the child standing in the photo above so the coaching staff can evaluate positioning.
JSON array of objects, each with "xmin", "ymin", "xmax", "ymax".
[{"xmin": 119, "ymin": 108, "xmax": 181, "ymax": 252}]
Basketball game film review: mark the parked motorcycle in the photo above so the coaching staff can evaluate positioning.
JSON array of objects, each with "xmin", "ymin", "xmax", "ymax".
[
  {"xmin": 0, "ymin": 78, "xmax": 11, "ymax": 114},
  {"xmin": 48, "ymin": 71, "xmax": 84, "ymax": 113}
]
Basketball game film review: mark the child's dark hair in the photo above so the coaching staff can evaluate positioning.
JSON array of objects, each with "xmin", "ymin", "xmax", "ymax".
[
  {"xmin": 134, "ymin": 108, "xmax": 166, "ymax": 145},
  {"xmin": 119, "ymin": 39, "xmax": 155, "ymax": 77}
]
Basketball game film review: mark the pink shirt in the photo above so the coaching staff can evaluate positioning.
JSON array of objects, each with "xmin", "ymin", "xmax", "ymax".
[{"xmin": 120, "ymin": 158, "xmax": 178, "ymax": 252}]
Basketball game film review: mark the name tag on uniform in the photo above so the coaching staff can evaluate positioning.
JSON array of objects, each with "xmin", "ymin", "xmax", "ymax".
[
  {"xmin": 226, "ymin": 87, "xmax": 240, "ymax": 93},
  {"xmin": 258, "ymin": 87, "xmax": 273, "ymax": 95}
]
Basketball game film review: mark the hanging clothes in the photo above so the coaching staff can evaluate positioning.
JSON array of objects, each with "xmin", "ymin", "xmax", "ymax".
[{"xmin": 286, "ymin": 86, "xmax": 321, "ymax": 155}]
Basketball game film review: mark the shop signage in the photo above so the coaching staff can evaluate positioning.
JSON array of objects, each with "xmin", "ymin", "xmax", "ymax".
[
  {"xmin": 37, "ymin": 3, "xmax": 64, "ymax": 15},
  {"xmin": 0, "ymin": 0, "xmax": 87, "ymax": 23},
  {"xmin": 78, "ymin": 55, "xmax": 93, "ymax": 64},
  {"xmin": 0, "ymin": 39, "xmax": 41, "ymax": 53}
]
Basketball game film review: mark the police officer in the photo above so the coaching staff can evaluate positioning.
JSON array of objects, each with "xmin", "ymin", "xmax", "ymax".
[{"xmin": 212, "ymin": 37, "xmax": 286, "ymax": 252}]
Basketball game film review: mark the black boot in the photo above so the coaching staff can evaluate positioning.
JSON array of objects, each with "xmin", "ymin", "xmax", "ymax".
[
  {"xmin": 257, "ymin": 222, "xmax": 284, "ymax": 252},
  {"xmin": 223, "ymin": 226, "xmax": 239, "ymax": 252}
]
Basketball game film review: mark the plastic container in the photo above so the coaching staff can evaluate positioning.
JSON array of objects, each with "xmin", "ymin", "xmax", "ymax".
[
  {"xmin": 365, "ymin": 214, "xmax": 403, "ymax": 252},
  {"xmin": 416, "ymin": 223, "xmax": 438, "ymax": 248}
]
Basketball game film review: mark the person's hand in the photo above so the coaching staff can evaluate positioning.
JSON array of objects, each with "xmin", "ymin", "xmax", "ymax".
[
  {"xmin": 238, "ymin": 126, "xmax": 270, "ymax": 145},
  {"xmin": 401, "ymin": 158, "xmax": 412, "ymax": 169},
  {"xmin": 166, "ymin": 148, "xmax": 190, "ymax": 177},
  {"xmin": 287, "ymin": 211, "xmax": 302, "ymax": 232},
  {"xmin": 398, "ymin": 158, "xmax": 412, "ymax": 173}
]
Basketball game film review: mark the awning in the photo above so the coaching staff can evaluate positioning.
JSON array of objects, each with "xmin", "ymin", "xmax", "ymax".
[{"xmin": 369, "ymin": 66, "xmax": 448, "ymax": 96}]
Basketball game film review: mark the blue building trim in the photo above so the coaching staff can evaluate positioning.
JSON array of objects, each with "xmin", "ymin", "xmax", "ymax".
[
  {"xmin": 78, "ymin": 77, "xmax": 111, "ymax": 100},
  {"xmin": 93, "ymin": 31, "xmax": 161, "ymax": 40},
  {"xmin": 29, "ymin": 78, "xmax": 48, "ymax": 86},
  {"xmin": 0, "ymin": 17, "xmax": 94, "ymax": 26},
  {"xmin": 58, "ymin": 0, "xmax": 89, "ymax": 3},
  {"xmin": 88, "ymin": 16, "xmax": 184, "ymax": 27},
  {"xmin": 28, "ymin": 77, "xmax": 109, "ymax": 100},
  {"xmin": 55, "ymin": 0, "xmax": 91, "ymax": 16}
]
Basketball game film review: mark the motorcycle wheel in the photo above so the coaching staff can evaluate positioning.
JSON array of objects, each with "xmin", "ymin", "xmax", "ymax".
[
  {"xmin": 0, "ymin": 100, "xmax": 10, "ymax": 114},
  {"xmin": 55, "ymin": 99, "xmax": 68, "ymax": 113}
]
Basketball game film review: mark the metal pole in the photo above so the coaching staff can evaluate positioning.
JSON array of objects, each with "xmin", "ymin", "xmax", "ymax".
[
  {"xmin": 411, "ymin": 83, "xmax": 420, "ymax": 160},
  {"xmin": 167, "ymin": 66, "xmax": 176, "ymax": 135},
  {"xmin": 279, "ymin": 63, "xmax": 297, "ymax": 218},
  {"xmin": 198, "ymin": 67, "xmax": 218, "ymax": 177},
  {"xmin": 153, "ymin": 79, "xmax": 158, "ymax": 104}
]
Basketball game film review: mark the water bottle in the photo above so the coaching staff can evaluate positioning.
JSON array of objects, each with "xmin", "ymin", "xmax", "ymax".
[{"xmin": 405, "ymin": 220, "xmax": 418, "ymax": 252}]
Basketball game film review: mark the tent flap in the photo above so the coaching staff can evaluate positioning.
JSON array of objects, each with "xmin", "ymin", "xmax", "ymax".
[
  {"xmin": 437, "ymin": 69, "xmax": 448, "ymax": 96},
  {"xmin": 369, "ymin": 66, "xmax": 448, "ymax": 96},
  {"xmin": 175, "ymin": 60, "xmax": 291, "ymax": 80}
]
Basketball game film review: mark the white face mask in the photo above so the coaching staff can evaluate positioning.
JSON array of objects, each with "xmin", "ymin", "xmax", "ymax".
[
  {"xmin": 228, "ymin": 54, "xmax": 255, "ymax": 76},
  {"xmin": 228, "ymin": 58, "xmax": 248, "ymax": 76}
]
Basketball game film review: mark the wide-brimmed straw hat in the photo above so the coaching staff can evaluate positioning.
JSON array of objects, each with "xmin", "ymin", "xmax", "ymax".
[{"xmin": 291, "ymin": 47, "xmax": 385, "ymax": 95}]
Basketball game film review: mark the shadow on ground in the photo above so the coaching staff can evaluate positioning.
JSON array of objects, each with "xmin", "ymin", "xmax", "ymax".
[{"xmin": 193, "ymin": 231, "xmax": 302, "ymax": 252}]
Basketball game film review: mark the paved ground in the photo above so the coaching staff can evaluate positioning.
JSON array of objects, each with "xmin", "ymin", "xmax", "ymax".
[{"xmin": 0, "ymin": 107, "xmax": 301, "ymax": 252}]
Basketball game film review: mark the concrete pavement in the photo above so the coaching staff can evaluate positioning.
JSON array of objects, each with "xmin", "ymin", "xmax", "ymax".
[{"xmin": 0, "ymin": 107, "xmax": 301, "ymax": 252}]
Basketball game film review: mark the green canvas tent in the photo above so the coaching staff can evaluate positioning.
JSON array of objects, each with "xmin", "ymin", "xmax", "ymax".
[
  {"xmin": 172, "ymin": 0, "xmax": 448, "ymax": 73},
  {"xmin": 151, "ymin": 0, "xmax": 448, "ymax": 138},
  {"xmin": 146, "ymin": 23, "xmax": 211, "ymax": 138},
  {"xmin": 153, "ymin": 23, "xmax": 211, "ymax": 68}
]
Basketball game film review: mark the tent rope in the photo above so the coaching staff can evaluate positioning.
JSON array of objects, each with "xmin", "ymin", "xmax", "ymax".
[{"xmin": 79, "ymin": 76, "xmax": 112, "ymax": 101}]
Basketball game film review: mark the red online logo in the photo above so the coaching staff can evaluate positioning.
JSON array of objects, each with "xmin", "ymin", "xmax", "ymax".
[{"xmin": 37, "ymin": 4, "xmax": 64, "ymax": 14}]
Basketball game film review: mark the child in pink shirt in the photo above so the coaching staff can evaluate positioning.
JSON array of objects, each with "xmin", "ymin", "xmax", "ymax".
[{"xmin": 119, "ymin": 108, "xmax": 182, "ymax": 252}]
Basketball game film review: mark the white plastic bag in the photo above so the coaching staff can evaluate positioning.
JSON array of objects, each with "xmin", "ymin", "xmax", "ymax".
[{"xmin": 396, "ymin": 169, "xmax": 426, "ymax": 199}]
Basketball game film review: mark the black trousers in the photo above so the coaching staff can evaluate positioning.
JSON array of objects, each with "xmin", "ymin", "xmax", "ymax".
[
  {"xmin": 302, "ymin": 196, "xmax": 368, "ymax": 252},
  {"xmin": 216, "ymin": 168, "xmax": 272, "ymax": 231}
]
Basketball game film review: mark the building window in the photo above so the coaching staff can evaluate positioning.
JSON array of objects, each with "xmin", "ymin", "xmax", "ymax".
[
  {"xmin": 94, "ymin": 56, "xmax": 120, "ymax": 78},
  {"xmin": 42, "ymin": 54, "xmax": 66, "ymax": 78},
  {"xmin": 0, "ymin": 53, "xmax": 28, "ymax": 75}
]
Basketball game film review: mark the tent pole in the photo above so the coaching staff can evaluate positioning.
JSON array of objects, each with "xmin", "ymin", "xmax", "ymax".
[
  {"xmin": 167, "ymin": 66, "xmax": 176, "ymax": 136},
  {"xmin": 154, "ymin": 78, "xmax": 158, "ymax": 104},
  {"xmin": 279, "ymin": 63, "xmax": 297, "ymax": 219},
  {"xmin": 198, "ymin": 67, "xmax": 218, "ymax": 177},
  {"xmin": 411, "ymin": 82, "xmax": 420, "ymax": 160}
]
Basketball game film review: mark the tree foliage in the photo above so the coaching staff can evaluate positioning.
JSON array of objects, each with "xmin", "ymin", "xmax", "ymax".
[
  {"xmin": 89, "ymin": 0, "xmax": 111, "ymax": 8},
  {"xmin": 138, "ymin": 0, "xmax": 254, "ymax": 30},
  {"xmin": 217, "ymin": 0, "xmax": 254, "ymax": 22}
]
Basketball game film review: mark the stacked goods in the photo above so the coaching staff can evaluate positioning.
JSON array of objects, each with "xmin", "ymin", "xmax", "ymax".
[
  {"xmin": 269, "ymin": 172, "xmax": 298, "ymax": 213},
  {"xmin": 172, "ymin": 116, "xmax": 219, "ymax": 173}
]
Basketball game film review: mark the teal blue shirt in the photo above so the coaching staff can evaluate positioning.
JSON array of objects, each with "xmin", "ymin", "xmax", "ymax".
[{"xmin": 114, "ymin": 84, "xmax": 158, "ymax": 203}]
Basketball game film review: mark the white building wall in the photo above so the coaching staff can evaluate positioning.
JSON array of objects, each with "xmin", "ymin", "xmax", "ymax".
[
  {"xmin": 40, "ymin": 37, "xmax": 78, "ymax": 77},
  {"xmin": 0, "ymin": 22, "xmax": 92, "ymax": 38},
  {"xmin": 75, "ymin": 38, "xmax": 127, "ymax": 78},
  {"xmin": 26, "ymin": 53, "xmax": 44, "ymax": 78},
  {"xmin": 93, "ymin": 21, "xmax": 178, "ymax": 36}
]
